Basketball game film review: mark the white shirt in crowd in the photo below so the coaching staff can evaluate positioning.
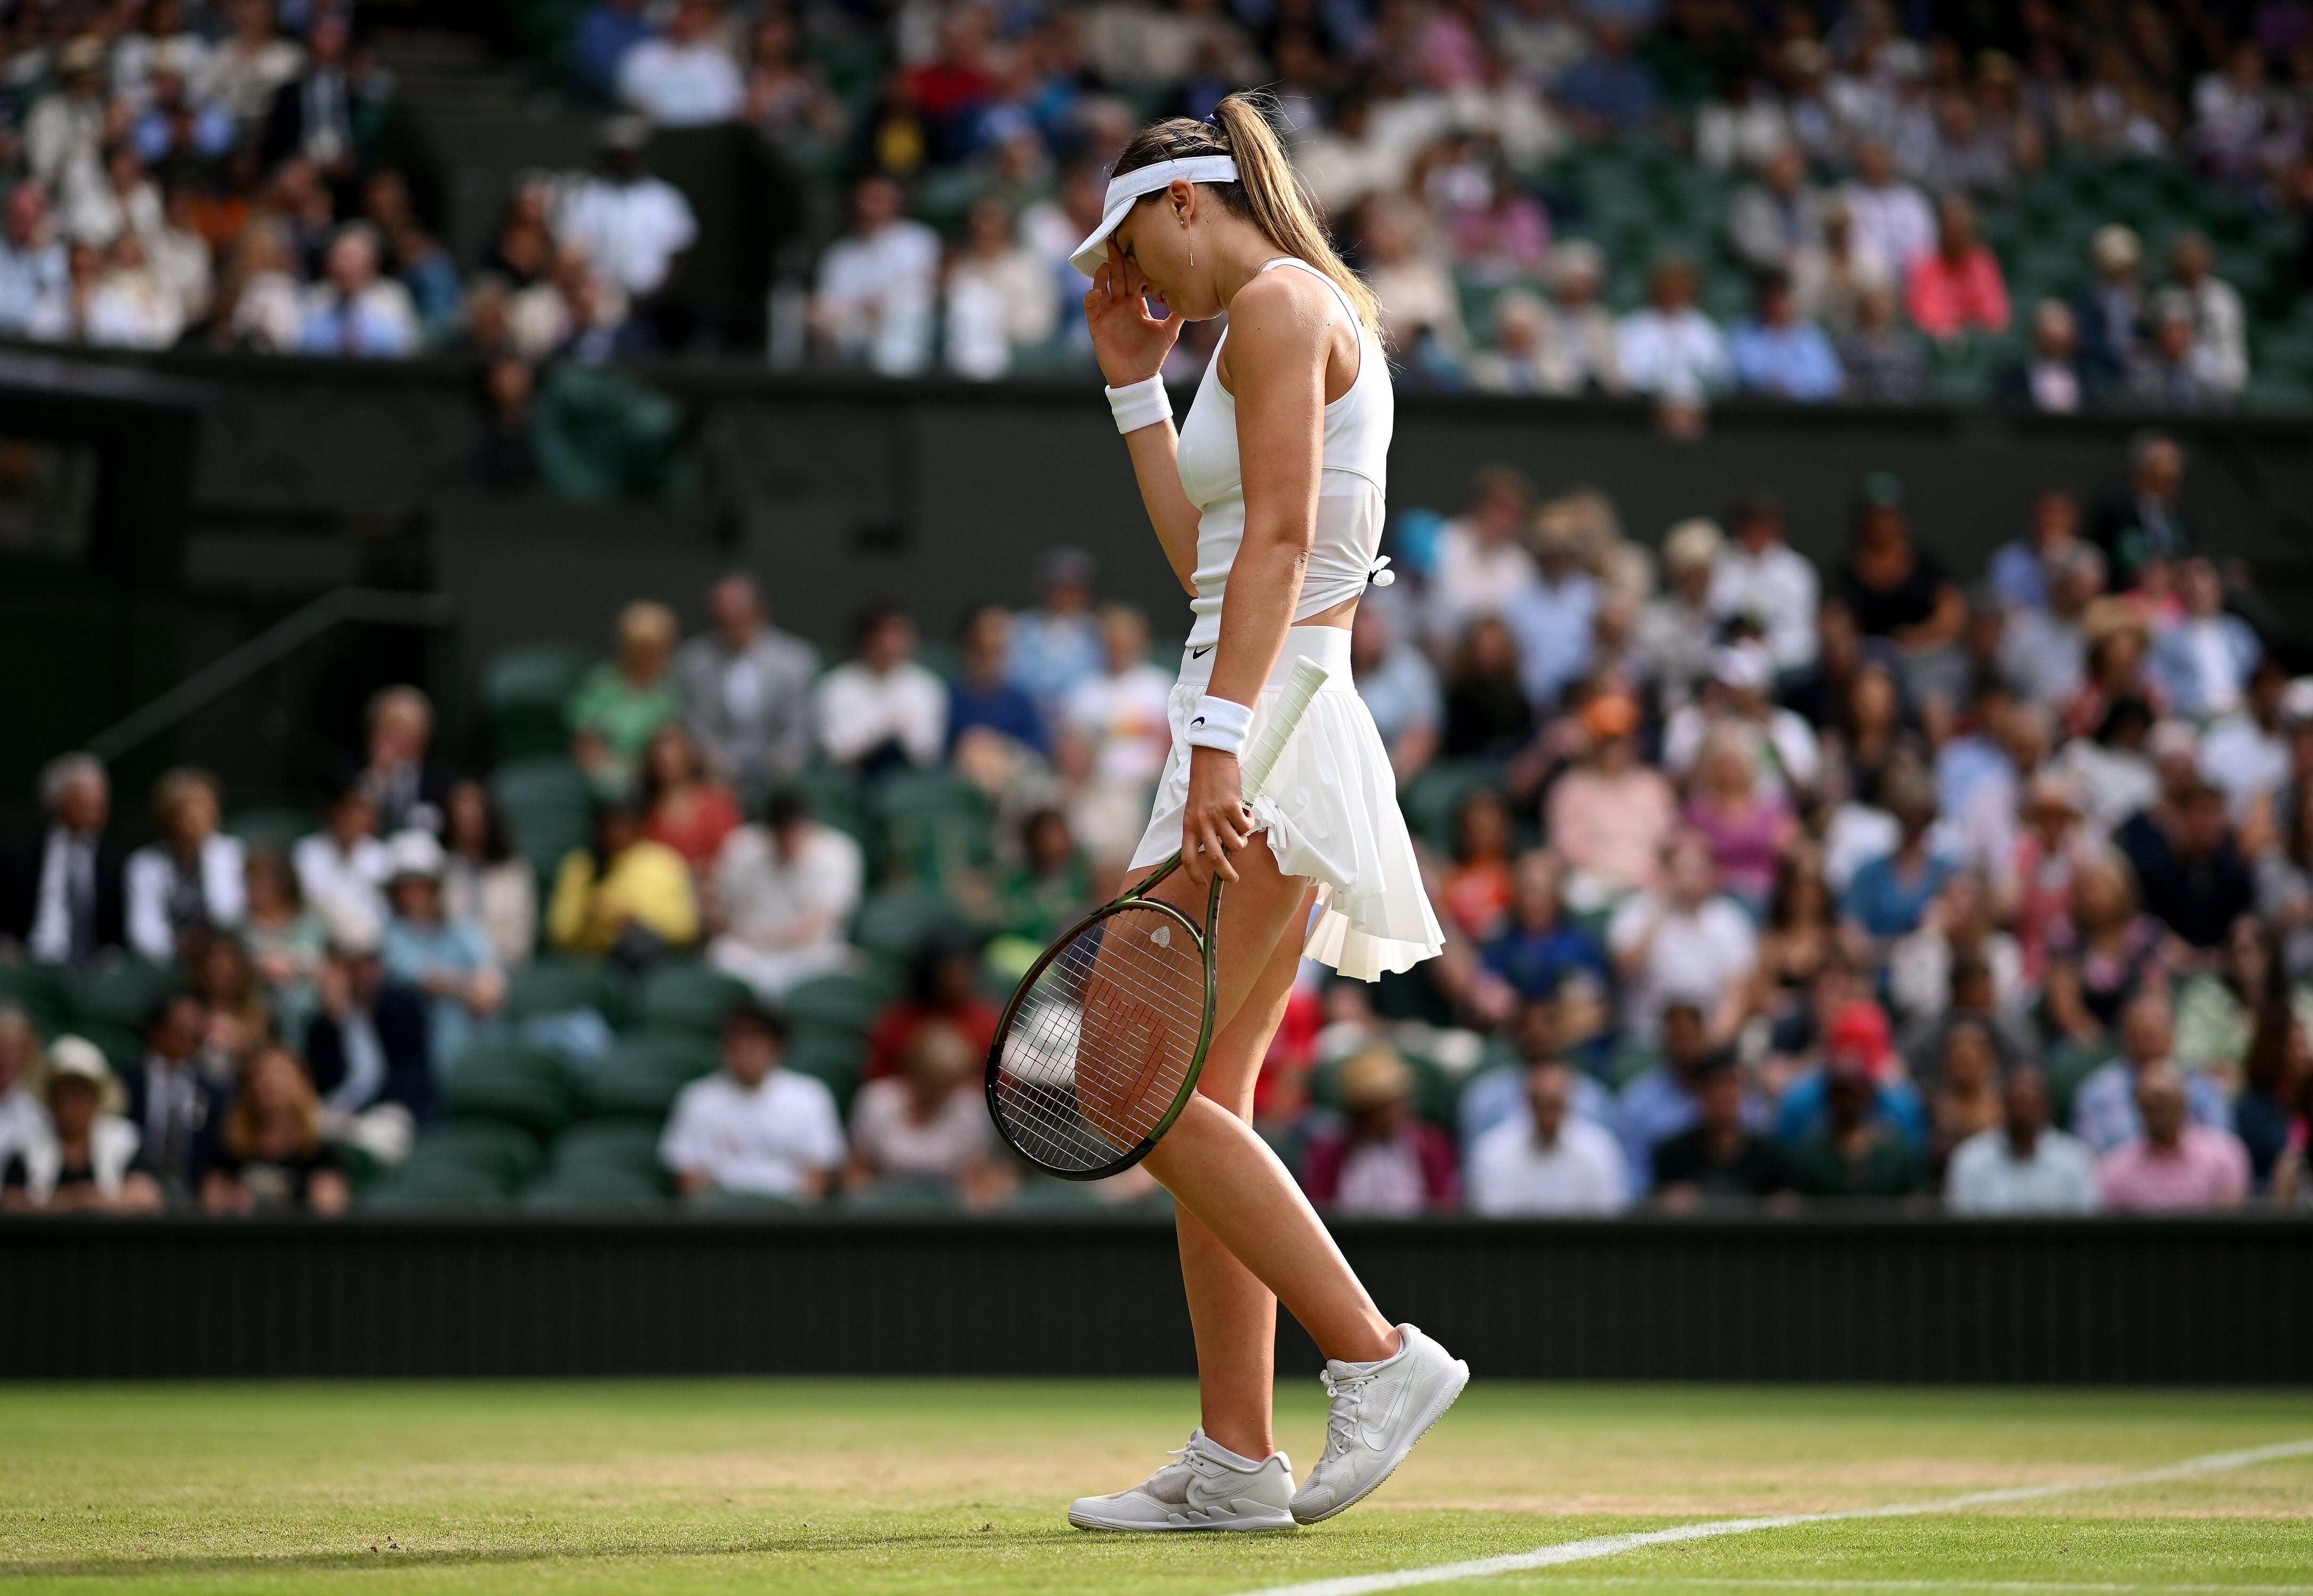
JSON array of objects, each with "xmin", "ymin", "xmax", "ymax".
[
  {"xmin": 1428, "ymin": 519, "xmax": 1538, "ymax": 646},
  {"xmin": 942, "ymin": 246, "xmax": 1058, "ymax": 379},
  {"xmin": 1707, "ymin": 538, "xmax": 1820, "ymax": 673},
  {"xmin": 712, "ymin": 822, "xmax": 863, "ymax": 954},
  {"xmin": 292, "ymin": 832, "xmax": 390, "ymax": 933},
  {"xmin": 848, "ymin": 1077, "xmax": 997, "ymax": 1183},
  {"xmin": 0, "ymin": 1078, "xmax": 48, "ymax": 1174},
  {"xmin": 1608, "ymin": 891, "xmax": 1758, "ymax": 1044},
  {"xmin": 1615, "ymin": 306, "xmax": 1732, "ymax": 398},
  {"xmin": 812, "ymin": 660, "xmax": 948, "ymax": 769},
  {"xmin": 1466, "ymin": 1114, "xmax": 1628, "ymax": 1215},
  {"xmin": 1943, "ymin": 1125, "xmax": 2100, "ymax": 1215},
  {"xmin": 27, "ymin": 826, "xmax": 99, "ymax": 964},
  {"xmin": 659, "ymin": 1067, "xmax": 845, "ymax": 1197},
  {"xmin": 1839, "ymin": 176, "xmax": 1936, "ymax": 271},
  {"xmin": 1062, "ymin": 662, "xmax": 1175, "ymax": 787},
  {"xmin": 816, "ymin": 218, "xmax": 941, "ymax": 377},
  {"xmin": 0, "ymin": 236, "xmax": 70, "ymax": 339},
  {"xmin": 2200, "ymin": 714, "xmax": 2288, "ymax": 819},
  {"xmin": 555, "ymin": 174, "xmax": 699, "ymax": 298},
  {"xmin": 616, "ymin": 37, "xmax": 744, "ymax": 126},
  {"xmin": 124, "ymin": 834, "xmax": 246, "ymax": 961}
]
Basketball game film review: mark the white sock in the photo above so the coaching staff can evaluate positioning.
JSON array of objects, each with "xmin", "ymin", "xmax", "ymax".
[{"xmin": 1196, "ymin": 1431, "xmax": 1267, "ymax": 1471}]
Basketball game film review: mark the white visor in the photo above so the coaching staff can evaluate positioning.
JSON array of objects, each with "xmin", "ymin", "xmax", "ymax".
[{"xmin": 1068, "ymin": 154, "xmax": 1240, "ymax": 276}]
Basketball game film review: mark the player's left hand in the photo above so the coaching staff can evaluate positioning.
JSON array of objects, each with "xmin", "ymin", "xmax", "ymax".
[{"xmin": 1182, "ymin": 746, "xmax": 1252, "ymax": 888}]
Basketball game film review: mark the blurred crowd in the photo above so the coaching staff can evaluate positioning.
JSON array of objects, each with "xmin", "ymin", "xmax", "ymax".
[
  {"xmin": 7, "ymin": 425, "xmax": 2313, "ymax": 1218},
  {"xmin": 0, "ymin": 0, "xmax": 2306, "ymax": 412}
]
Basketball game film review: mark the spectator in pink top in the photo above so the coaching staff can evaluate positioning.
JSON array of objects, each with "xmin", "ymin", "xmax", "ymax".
[
  {"xmin": 1547, "ymin": 693, "xmax": 1678, "ymax": 906},
  {"xmin": 1684, "ymin": 720, "xmax": 1795, "ymax": 917},
  {"xmin": 2096, "ymin": 1062, "xmax": 2250, "ymax": 1211},
  {"xmin": 1904, "ymin": 195, "xmax": 2009, "ymax": 342}
]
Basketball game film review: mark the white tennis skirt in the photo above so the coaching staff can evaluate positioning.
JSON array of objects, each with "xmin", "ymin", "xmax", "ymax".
[{"xmin": 1127, "ymin": 625, "xmax": 1447, "ymax": 982}]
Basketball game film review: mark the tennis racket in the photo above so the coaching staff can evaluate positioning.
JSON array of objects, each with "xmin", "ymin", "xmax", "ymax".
[{"xmin": 985, "ymin": 657, "xmax": 1331, "ymax": 1178}]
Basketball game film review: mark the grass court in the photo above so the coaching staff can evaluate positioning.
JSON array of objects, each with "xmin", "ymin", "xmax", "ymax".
[{"xmin": 3, "ymin": 1381, "xmax": 2306, "ymax": 1594}]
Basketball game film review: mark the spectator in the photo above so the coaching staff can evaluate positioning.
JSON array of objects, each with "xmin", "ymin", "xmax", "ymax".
[
  {"xmin": 1554, "ymin": 18, "xmax": 1656, "ymax": 137},
  {"xmin": 188, "ymin": 933, "xmax": 270, "ymax": 1079},
  {"xmin": 707, "ymin": 787, "xmax": 863, "ymax": 1001},
  {"xmin": 1, "ymin": 1035, "xmax": 163, "ymax": 1214},
  {"xmin": 207, "ymin": 0, "xmax": 305, "ymax": 131},
  {"xmin": 305, "ymin": 923, "xmax": 433, "ymax": 1123},
  {"xmin": 814, "ymin": 605, "xmax": 947, "ymax": 773},
  {"xmin": 2128, "ymin": 290, "xmax": 2231, "ymax": 411},
  {"xmin": 380, "ymin": 830, "xmax": 503, "ymax": 1075},
  {"xmin": 26, "ymin": 36, "xmax": 109, "ymax": 212},
  {"xmin": 1633, "ymin": 517, "xmax": 1722, "ymax": 711},
  {"xmin": 440, "ymin": 780, "xmax": 536, "ymax": 972},
  {"xmin": 572, "ymin": 0, "xmax": 652, "ymax": 101},
  {"xmin": 994, "ymin": 808, "xmax": 1093, "ymax": 945},
  {"xmin": 1443, "ymin": 615, "xmax": 1535, "ymax": 759},
  {"xmin": 240, "ymin": 846, "xmax": 326, "ymax": 1045},
  {"xmin": 2090, "ymin": 432, "xmax": 2191, "ymax": 588},
  {"xmin": 1987, "ymin": 489, "xmax": 2087, "ymax": 614},
  {"xmin": 2150, "ymin": 559, "xmax": 2260, "ymax": 721},
  {"xmin": 1661, "ymin": 640, "xmax": 1822, "ymax": 800},
  {"xmin": 569, "ymin": 600, "xmax": 684, "ymax": 800},
  {"xmin": 2167, "ymin": 232, "xmax": 2247, "ymax": 397},
  {"xmin": 1351, "ymin": 604, "xmax": 1442, "ymax": 783},
  {"xmin": 677, "ymin": 573, "xmax": 817, "ymax": 792},
  {"xmin": 1465, "ymin": 289, "xmax": 1569, "ymax": 395},
  {"xmin": 1474, "ymin": 850, "xmax": 1609, "ymax": 1012},
  {"xmin": 0, "ymin": 1009, "xmax": 47, "ymax": 1174},
  {"xmin": 1904, "ymin": 194, "xmax": 2009, "ymax": 342},
  {"xmin": 1358, "ymin": 194, "xmax": 1466, "ymax": 368},
  {"xmin": 2096, "ymin": 1061, "xmax": 2251, "ymax": 1211},
  {"xmin": 82, "ymin": 232, "xmax": 183, "ymax": 349},
  {"xmin": 1996, "ymin": 300, "xmax": 2091, "ymax": 414},
  {"xmin": 2076, "ymin": 224, "xmax": 2145, "ymax": 379},
  {"xmin": 1727, "ymin": 145, "xmax": 1827, "ymax": 275},
  {"xmin": 1615, "ymin": 256, "xmax": 1731, "ymax": 401},
  {"xmin": 1835, "ymin": 473, "xmax": 1963, "ymax": 652},
  {"xmin": 125, "ymin": 768, "xmax": 246, "ymax": 963},
  {"xmin": 128, "ymin": 990, "xmax": 225, "ymax": 1204},
  {"xmin": 3, "ymin": 752, "xmax": 126, "ymax": 965},
  {"xmin": 2234, "ymin": 996, "xmax": 2308, "ymax": 1187},
  {"xmin": 864, "ymin": 935, "xmax": 1000, "ymax": 1083},
  {"xmin": 638, "ymin": 723, "xmax": 742, "ymax": 881},
  {"xmin": 1841, "ymin": 765, "xmax": 1954, "ymax": 947},
  {"xmin": 1008, "ymin": 547, "xmax": 1103, "ymax": 718},
  {"xmin": 1793, "ymin": 198, "xmax": 1891, "ymax": 338},
  {"xmin": 845, "ymin": 1018, "xmax": 1010, "ymax": 1206},
  {"xmin": 1835, "ymin": 280, "xmax": 1928, "ymax": 404},
  {"xmin": 661, "ymin": 1002, "xmax": 845, "ymax": 1200},
  {"xmin": 1706, "ymin": 494, "xmax": 1819, "ymax": 678},
  {"xmin": 1466, "ymin": 1060, "xmax": 1627, "ymax": 1215},
  {"xmin": 948, "ymin": 606, "xmax": 1046, "ymax": 756},
  {"xmin": 1922, "ymin": 1014, "xmax": 2006, "ymax": 1174},
  {"xmin": 1840, "ymin": 137, "xmax": 1935, "ymax": 274},
  {"xmin": 618, "ymin": 0, "xmax": 744, "ymax": 126},
  {"xmin": 1060, "ymin": 604, "xmax": 1173, "ymax": 805},
  {"xmin": 1650, "ymin": 1055, "xmax": 1791, "ymax": 1207},
  {"xmin": 813, "ymin": 175, "xmax": 939, "ymax": 377},
  {"xmin": 293, "ymin": 783, "xmax": 389, "ymax": 937},
  {"xmin": 1550, "ymin": 693, "xmax": 1678, "ymax": 904},
  {"xmin": 555, "ymin": 117, "xmax": 700, "ymax": 307},
  {"xmin": 1429, "ymin": 465, "xmax": 1538, "ymax": 650},
  {"xmin": 2071, "ymin": 985, "xmax": 2233, "ymax": 1156},
  {"xmin": 2126, "ymin": 777, "xmax": 2256, "ymax": 952},
  {"xmin": 1301, "ymin": 1047, "xmax": 1457, "ymax": 1216},
  {"xmin": 943, "ymin": 197, "xmax": 1057, "ymax": 379},
  {"xmin": 1696, "ymin": 64, "xmax": 1793, "ymax": 173},
  {"xmin": 1944, "ymin": 1065, "xmax": 2099, "ymax": 1214},
  {"xmin": 1785, "ymin": 1054, "xmax": 1925, "ymax": 1199},
  {"xmin": 1442, "ymin": 789, "xmax": 1518, "ymax": 943},
  {"xmin": 260, "ymin": 9, "xmax": 383, "ymax": 175},
  {"xmin": 1540, "ymin": 241, "xmax": 1622, "ymax": 394},
  {"xmin": 296, "ymin": 223, "xmax": 416, "ymax": 357},
  {"xmin": 200, "ymin": 1043, "xmax": 348, "ymax": 1216},
  {"xmin": 0, "ymin": 183, "xmax": 71, "ymax": 339},
  {"xmin": 1609, "ymin": 833, "xmax": 1758, "ymax": 1047},
  {"xmin": 1999, "ymin": 543, "xmax": 2104, "ymax": 711},
  {"xmin": 546, "ymin": 799, "xmax": 701, "ymax": 962},
  {"xmin": 348, "ymin": 686, "xmax": 448, "ymax": 839},
  {"xmin": 1731, "ymin": 270, "xmax": 1842, "ymax": 400},
  {"xmin": 1615, "ymin": 998, "xmax": 1765, "ymax": 1193},
  {"xmin": 1504, "ymin": 506, "xmax": 1602, "ymax": 711},
  {"xmin": 1684, "ymin": 722, "xmax": 1796, "ymax": 916}
]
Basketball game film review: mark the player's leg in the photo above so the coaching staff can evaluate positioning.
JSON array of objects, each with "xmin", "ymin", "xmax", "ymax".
[{"xmin": 1174, "ymin": 882, "xmax": 1314, "ymax": 1464}]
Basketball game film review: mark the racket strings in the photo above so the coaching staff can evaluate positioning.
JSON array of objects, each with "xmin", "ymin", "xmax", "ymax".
[{"xmin": 992, "ymin": 904, "xmax": 1210, "ymax": 1173}]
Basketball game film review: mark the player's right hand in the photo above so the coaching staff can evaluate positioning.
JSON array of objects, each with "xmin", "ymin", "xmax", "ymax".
[{"xmin": 1085, "ymin": 242, "xmax": 1183, "ymax": 389}]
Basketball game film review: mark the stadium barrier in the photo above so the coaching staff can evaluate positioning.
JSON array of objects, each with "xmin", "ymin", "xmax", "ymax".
[{"xmin": 3, "ymin": 1214, "xmax": 2305, "ymax": 1382}]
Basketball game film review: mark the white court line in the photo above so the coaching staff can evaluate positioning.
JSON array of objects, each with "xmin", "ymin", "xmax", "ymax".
[
  {"xmin": 1223, "ymin": 1439, "xmax": 2313, "ymax": 1596},
  {"xmin": 1490, "ymin": 1579, "xmax": 2313, "ymax": 1595}
]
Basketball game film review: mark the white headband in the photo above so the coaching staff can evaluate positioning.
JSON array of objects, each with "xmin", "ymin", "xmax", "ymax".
[{"xmin": 1069, "ymin": 154, "xmax": 1241, "ymax": 275}]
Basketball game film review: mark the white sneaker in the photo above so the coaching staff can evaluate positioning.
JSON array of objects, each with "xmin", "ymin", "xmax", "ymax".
[
  {"xmin": 1067, "ymin": 1429, "xmax": 1298, "ymax": 1531},
  {"xmin": 1289, "ymin": 1323, "xmax": 1468, "ymax": 1524}
]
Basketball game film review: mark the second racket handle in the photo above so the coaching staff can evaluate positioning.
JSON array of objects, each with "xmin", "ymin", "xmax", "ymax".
[{"xmin": 1239, "ymin": 658, "xmax": 1329, "ymax": 804}]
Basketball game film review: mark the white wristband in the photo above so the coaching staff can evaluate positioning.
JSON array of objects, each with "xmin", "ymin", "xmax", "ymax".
[
  {"xmin": 1105, "ymin": 373, "xmax": 1171, "ymax": 434},
  {"xmin": 1184, "ymin": 694, "xmax": 1253, "ymax": 755}
]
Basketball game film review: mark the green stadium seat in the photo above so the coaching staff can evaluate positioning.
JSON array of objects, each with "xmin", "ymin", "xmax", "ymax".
[
  {"xmin": 1399, "ymin": 758, "xmax": 1507, "ymax": 855},
  {"xmin": 359, "ymin": 1163, "xmax": 510, "ymax": 1209},
  {"xmin": 550, "ymin": 1119, "xmax": 668, "ymax": 1190},
  {"xmin": 783, "ymin": 970, "xmax": 895, "ymax": 1036},
  {"xmin": 785, "ymin": 1029, "xmax": 867, "ymax": 1117},
  {"xmin": 75, "ymin": 1022, "xmax": 144, "ymax": 1075},
  {"xmin": 224, "ymin": 808, "xmax": 316, "ymax": 847},
  {"xmin": 0, "ymin": 965, "xmax": 71, "ymax": 1033},
  {"xmin": 872, "ymin": 766, "xmax": 993, "ymax": 887},
  {"xmin": 520, "ymin": 1164, "xmax": 668, "ymax": 1209},
  {"xmin": 68, "ymin": 960, "xmax": 179, "ymax": 1032},
  {"xmin": 683, "ymin": 1186, "xmax": 810, "ymax": 1214},
  {"xmin": 483, "ymin": 643, "xmax": 593, "ymax": 759},
  {"xmin": 443, "ymin": 1042, "xmax": 578, "ymax": 1141},
  {"xmin": 400, "ymin": 1119, "xmax": 546, "ymax": 1193},
  {"xmin": 588, "ymin": 1031, "xmax": 719, "ymax": 1119},
  {"xmin": 842, "ymin": 1178, "xmax": 963, "ymax": 1213},
  {"xmin": 493, "ymin": 756, "xmax": 594, "ymax": 878},
  {"xmin": 851, "ymin": 888, "xmax": 967, "ymax": 964},
  {"xmin": 634, "ymin": 963, "xmax": 750, "ymax": 1034},
  {"xmin": 504, "ymin": 958, "xmax": 628, "ymax": 1026}
]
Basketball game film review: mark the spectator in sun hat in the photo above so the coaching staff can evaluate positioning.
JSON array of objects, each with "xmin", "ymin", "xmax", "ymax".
[
  {"xmin": 380, "ymin": 829, "xmax": 503, "ymax": 1077},
  {"xmin": 1, "ymin": 1034, "xmax": 163, "ymax": 1214},
  {"xmin": 1547, "ymin": 692, "xmax": 1677, "ymax": 906},
  {"xmin": 2076, "ymin": 223, "xmax": 2144, "ymax": 380},
  {"xmin": 1300, "ymin": 1046, "xmax": 1458, "ymax": 1217}
]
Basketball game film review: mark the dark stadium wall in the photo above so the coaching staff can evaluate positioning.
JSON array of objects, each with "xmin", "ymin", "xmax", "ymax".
[{"xmin": 3, "ymin": 1216, "xmax": 2307, "ymax": 1383}]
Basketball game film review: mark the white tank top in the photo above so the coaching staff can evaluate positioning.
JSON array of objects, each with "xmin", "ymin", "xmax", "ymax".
[{"xmin": 1173, "ymin": 256, "xmax": 1393, "ymax": 650}]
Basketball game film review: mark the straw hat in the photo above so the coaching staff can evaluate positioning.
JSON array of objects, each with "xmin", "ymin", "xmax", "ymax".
[
  {"xmin": 1338, "ymin": 1048, "xmax": 1414, "ymax": 1114},
  {"xmin": 45, "ymin": 1034, "xmax": 125, "ymax": 1115}
]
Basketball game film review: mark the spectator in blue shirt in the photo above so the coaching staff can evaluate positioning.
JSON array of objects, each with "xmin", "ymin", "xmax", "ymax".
[
  {"xmin": 1007, "ymin": 547, "xmax": 1102, "ymax": 718},
  {"xmin": 1985, "ymin": 490, "xmax": 2085, "ymax": 614},
  {"xmin": 1730, "ymin": 271, "xmax": 1842, "ymax": 402},
  {"xmin": 1556, "ymin": 20, "xmax": 1658, "ymax": 138},
  {"xmin": 949, "ymin": 605, "xmax": 1046, "ymax": 754},
  {"xmin": 378, "ymin": 830, "xmax": 503, "ymax": 1076},
  {"xmin": 1615, "ymin": 999, "xmax": 1772, "ymax": 1200},
  {"xmin": 571, "ymin": 0, "xmax": 653, "ymax": 99},
  {"xmin": 1481, "ymin": 850, "xmax": 1609, "ymax": 1006},
  {"xmin": 1841, "ymin": 765, "xmax": 1955, "ymax": 945}
]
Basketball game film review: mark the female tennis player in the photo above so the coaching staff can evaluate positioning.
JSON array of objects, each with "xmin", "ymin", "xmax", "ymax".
[{"xmin": 1061, "ymin": 94, "xmax": 1464, "ymax": 1533}]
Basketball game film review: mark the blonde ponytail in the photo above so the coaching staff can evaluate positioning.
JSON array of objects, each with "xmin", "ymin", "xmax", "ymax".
[{"xmin": 1108, "ymin": 92, "xmax": 1383, "ymax": 341}]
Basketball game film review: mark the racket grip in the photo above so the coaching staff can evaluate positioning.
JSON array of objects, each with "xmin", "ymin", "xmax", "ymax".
[{"xmin": 1239, "ymin": 657, "xmax": 1329, "ymax": 804}]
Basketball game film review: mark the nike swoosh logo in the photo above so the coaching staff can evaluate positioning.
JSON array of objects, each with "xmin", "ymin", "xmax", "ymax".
[
  {"xmin": 1357, "ymin": 1376, "xmax": 1415, "ymax": 1451},
  {"xmin": 1190, "ymin": 717, "xmax": 1206, "ymax": 727},
  {"xmin": 1191, "ymin": 645, "xmax": 1213, "ymax": 658}
]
